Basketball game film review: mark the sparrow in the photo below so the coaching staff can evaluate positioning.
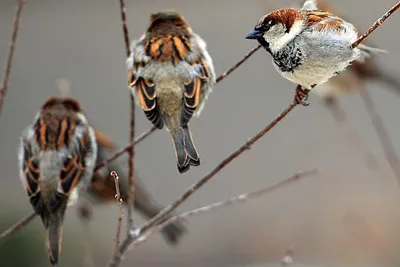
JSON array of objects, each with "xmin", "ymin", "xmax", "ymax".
[
  {"xmin": 80, "ymin": 128, "xmax": 187, "ymax": 245},
  {"xmin": 127, "ymin": 10, "xmax": 216, "ymax": 173},
  {"xmin": 246, "ymin": 0, "xmax": 384, "ymax": 105},
  {"xmin": 18, "ymin": 96, "xmax": 98, "ymax": 265},
  {"xmin": 292, "ymin": 0, "xmax": 400, "ymax": 105}
]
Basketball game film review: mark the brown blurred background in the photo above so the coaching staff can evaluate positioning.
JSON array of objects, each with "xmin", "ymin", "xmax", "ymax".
[{"xmin": 1, "ymin": 0, "xmax": 400, "ymax": 266}]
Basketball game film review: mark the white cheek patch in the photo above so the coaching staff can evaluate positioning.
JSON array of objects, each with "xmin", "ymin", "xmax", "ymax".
[{"xmin": 268, "ymin": 20, "xmax": 304, "ymax": 53}]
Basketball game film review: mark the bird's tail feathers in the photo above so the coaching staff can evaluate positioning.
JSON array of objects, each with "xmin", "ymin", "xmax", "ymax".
[
  {"xmin": 356, "ymin": 44, "xmax": 387, "ymax": 62},
  {"xmin": 170, "ymin": 125, "xmax": 200, "ymax": 173}
]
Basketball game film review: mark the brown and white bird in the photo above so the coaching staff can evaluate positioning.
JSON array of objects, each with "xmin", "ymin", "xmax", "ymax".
[
  {"xmin": 127, "ymin": 10, "xmax": 216, "ymax": 173},
  {"xmin": 246, "ymin": 0, "xmax": 384, "ymax": 105},
  {"xmin": 290, "ymin": 0, "xmax": 400, "ymax": 104},
  {"xmin": 18, "ymin": 97, "xmax": 98, "ymax": 265},
  {"xmin": 80, "ymin": 128, "xmax": 187, "ymax": 245}
]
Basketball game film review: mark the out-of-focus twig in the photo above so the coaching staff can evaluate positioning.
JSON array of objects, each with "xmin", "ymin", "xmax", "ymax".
[
  {"xmin": 117, "ymin": 0, "xmax": 135, "ymax": 231},
  {"xmin": 359, "ymin": 88, "xmax": 400, "ymax": 184},
  {"xmin": 125, "ymin": 169, "xmax": 319, "ymax": 249},
  {"xmin": 111, "ymin": 171, "xmax": 124, "ymax": 256},
  {"xmin": 0, "ymin": 212, "xmax": 36, "ymax": 240},
  {"xmin": 0, "ymin": 0, "xmax": 27, "ymax": 116}
]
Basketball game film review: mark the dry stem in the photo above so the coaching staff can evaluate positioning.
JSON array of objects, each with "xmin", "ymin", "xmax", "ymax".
[
  {"xmin": 0, "ymin": 212, "xmax": 35, "ymax": 240},
  {"xmin": 117, "ymin": 0, "xmax": 135, "ymax": 231},
  {"xmin": 111, "ymin": 171, "xmax": 124, "ymax": 256},
  {"xmin": 0, "ymin": 0, "xmax": 26, "ymax": 116}
]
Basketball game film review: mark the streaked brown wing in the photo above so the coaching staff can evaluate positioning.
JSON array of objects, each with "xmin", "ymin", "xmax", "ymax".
[
  {"xmin": 181, "ymin": 56, "xmax": 210, "ymax": 126},
  {"xmin": 305, "ymin": 11, "xmax": 346, "ymax": 32},
  {"xmin": 21, "ymin": 139, "xmax": 41, "ymax": 197},
  {"xmin": 57, "ymin": 130, "xmax": 88, "ymax": 196}
]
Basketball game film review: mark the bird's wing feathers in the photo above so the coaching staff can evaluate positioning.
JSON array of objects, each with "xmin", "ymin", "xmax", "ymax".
[
  {"xmin": 304, "ymin": 11, "xmax": 347, "ymax": 33},
  {"xmin": 20, "ymin": 138, "xmax": 41, "ymax": 198},
  {"xmin": 128, "ymin": 33, "xmax": 212, "ymax": 127}
]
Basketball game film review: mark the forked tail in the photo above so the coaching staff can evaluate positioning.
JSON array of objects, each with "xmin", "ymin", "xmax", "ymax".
[{"xmin": 171, "ymin": 125, "xmax": 200, "ymax": 173}]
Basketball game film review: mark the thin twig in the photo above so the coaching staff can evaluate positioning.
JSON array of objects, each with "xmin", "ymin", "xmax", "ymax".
[
  {"xmin": 127, "ymin": 94, "xmax": 135, "ymax": 231},
  {"xmin": 352, "ymin": 0, "xmax": 400, "ymax": 48},
  {"xmin": 125, "ymin": 169, "xmax": 319, "ymax": 249},
  {"xmin": 117, "ymin": 0, "xmax": 135, "ymax": 231},
  {"xmin": 359, "ymin": 88, "xmax": 400, "ymax": 184},
  {"xmin": 0, "ymin": 212, "xmax": 36, "ymax": 240},
  {"xmin": 111, "ymin": 171, "xmax": 124, "ymax": 256},
  {"xmin": 0, "ymin": 0, "xmax": 26, "ymax": 116},
  {"xmin": 118, "ymin": 0, "xmax": 130, "ymax": 58},
  {"xmin": 94, "ymin": 126, "xmax": 157, "ymax": 172},
  {"xmin": 107, "ymin": 4, "xmax": 400, "ymax": 265},
  {"xmin": 215, "ymin": 45, "xmax": 261, "ymax": 83}
]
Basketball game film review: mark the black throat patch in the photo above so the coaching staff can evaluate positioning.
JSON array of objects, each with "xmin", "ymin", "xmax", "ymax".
[{"xmin": 266, "ymin": 40, "xmax": 303, "ymax": 73}]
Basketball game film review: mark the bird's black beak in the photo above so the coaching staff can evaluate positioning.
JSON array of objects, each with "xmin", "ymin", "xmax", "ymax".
[{"xmin": 245, "ymin": 29, "xmax": 263, "ymax": 39}]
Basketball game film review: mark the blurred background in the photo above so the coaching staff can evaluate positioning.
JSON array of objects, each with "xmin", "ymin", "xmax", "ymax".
[{"xmin": 1, "ymin": 0, "xmax": 400, "ymax": 266}]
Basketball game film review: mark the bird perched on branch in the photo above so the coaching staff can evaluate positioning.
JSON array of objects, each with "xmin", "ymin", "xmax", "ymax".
[
  {"xmin": 80, "ymin": 128, "xmax": 187, "ymax": 245},
  {"xmin": 246, "ymin": 0, "xmax": 385, "ymax": 105},
  {"xmin": 18, "ymin": 97, "xmax": 98, "ymax": 265},
  {"xmin": 290, "ymin": 0, "xmax": 400, "ymax": 105},
  {"xmin": 127, "ymin": 10, "xmax": 216, "ymax": 173}
]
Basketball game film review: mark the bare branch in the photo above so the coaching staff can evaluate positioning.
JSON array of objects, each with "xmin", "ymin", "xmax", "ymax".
[
  {"xmin": 0, "ymin": 0, "xmax": 27, "ymax": 116},
  {"xmin": 125, "ymin": 169, "xmax": 319, "ymax": 249},
  {"xmin": 127, "ymin": 94, "xmax": 135, "ymax": 231},
  {"xmin": 0, "ymin": 212, "xmax": 36, "ymax": 240},
  {"xmin": 118, "ymin": 0, "xmax": 130, "ymax": 57},
  {"xmin": 352, "ymin": 0, "xmax": 400, "ymax": 48},
  {"xmin": 111, "ymin": 171, "xmax": 124, "ymax": 256},
  {"xmin": 359, "ymin": 88, "xmax": 400, "ymax": 183},
  {"xmin": 216, "ymin": 45, "xmax": 261, "ymax": 83},
  {"xmin": 117, "ymin": 0, "xmax": 135, "ymax": 231}
]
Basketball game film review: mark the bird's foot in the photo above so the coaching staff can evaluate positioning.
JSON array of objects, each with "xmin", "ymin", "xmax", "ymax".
[{"xmin": 294, "ymin": 85, "xmax": 310, "ymax": 106}]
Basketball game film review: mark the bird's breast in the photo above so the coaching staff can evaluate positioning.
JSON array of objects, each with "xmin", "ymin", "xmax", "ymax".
[{"xmin": 271, "ymin": 41, "xmax": 303, "ymax": 73}]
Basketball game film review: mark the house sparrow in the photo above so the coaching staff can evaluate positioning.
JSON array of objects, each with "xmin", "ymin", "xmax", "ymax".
[
  {"xmin": 127, "ymin": 10, "xmax": 216, "ymax": 173},
  {"xmin": 79, "ymin": 128, "xmax": 187, "ymax": 245},
  {"xmin": 18, "ymin": 97, "xmax": 97, "ymax": 265},
  {"xmin": 246, "ymin": 0, "xmax": 384, "ymax": 105},
  {"xmin": 290, "ymin": 0, "xmax": 400, "ymax": 104}
]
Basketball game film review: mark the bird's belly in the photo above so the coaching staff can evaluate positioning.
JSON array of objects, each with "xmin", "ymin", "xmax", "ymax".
[{"xmin": 277, "ymin": 59, "xmax": 353, "ymax": 89}]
